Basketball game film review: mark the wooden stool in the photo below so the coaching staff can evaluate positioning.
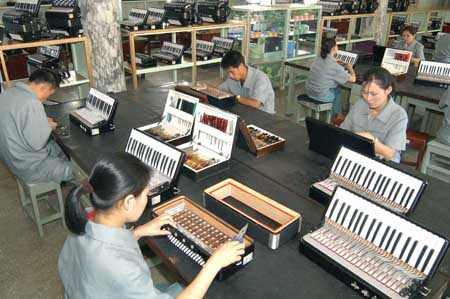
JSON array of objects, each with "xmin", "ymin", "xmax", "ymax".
[
  {"xmin": 420, "ymin": 139, "xmax": 450, "ymax": 179},
  {"xmin": 16, "ymin": 178, "xmax": 66, "ymax": 237},
  {"xmin": 401, "ymin": 129, "xmax": 429, "ymax": 170},
  {"xmin": 297, "ymin": 94, "xmax": 333, "ymax": 123}
]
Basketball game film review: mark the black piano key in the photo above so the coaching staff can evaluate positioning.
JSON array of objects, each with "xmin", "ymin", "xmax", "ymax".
[
  {"xmin": 162, "ymin": 156, "xmax": 169, "ymax": 174},
  {"xmin": 420, "ymin": 249, "xmax": 435, "ymax": 273},
  {"xmin": 126, "ymin": 139, "xmax": 132, "ymax": 152},
  {"xmin": 362, "ymin": 168, "xmax": 371, "ymax": 187},
  {"xmin": 335, "ymin": 202, "xmax": 346, "ymax": 223},
  {"xmin": 328, "ymin": 198, "xmax": 340, "ymax": 219},
  {"xmin": 381, "ymin": 178, "xmax": 391, "ymax": 197},
  {"xmin": 388, "ymin": 181, "xmax": 398, "ymax": 200},
  {"xmin": 367, "ymin": 171, "xmax": 377, "ymax": 189},
  {"xmin": 131, "ymin": 139, "xmax": 138, "ymax": 154},
  {"xmin": 357, "ymin": 214, "xmax": 369, "ymax": 236},
  {"xmin": 350, "ymin": 164, "xmax": 361, "ymax": 181},
  {"xmin": 352, "ymin": 211, "xmax": 363, "ymax": 232},
  {"xmin": 372, "ymin": 173, "xmax": 382, "ymax": 191},
  {"xmin": 405, "ymin": 240, "xmax": 418, "ymax": 264},
  {"xmin": 399, "ymin": 186, "xmax": 410, "ymax": 206},
  {"xmin": 343, "ymin": 160, "xmax": 352, "ymax": 177},
  {"xmin": 339, "ymin": 205, "xmax": 351, "ymax": 225},
  {"xmin": 379, "ymin": 226, "xmax": 391, "ymax": 249},
  {"xmin": 403, "ymin": 188, "xmax": 415, "ymax": 209},
  {"xmin": 414, "ymin": 245, "xmax": 428, "ymax": 269},
  {"xmin": 376, "ymin": 176, "xmax": 386, "ymax": 193},
  {"xmin": 167, "ymin": 159, "xmax": 175, "ymax": 177},
  {"xmin": 143, "ymin": 146, "xmax": 150, "ymax": 164},
  {"xmin": 339, "ymin": 158, "xmax": 349, "ymax": 175},
  {"xmin": 356, "ymin": 166, "xmax": 365, "ymax": 184},
  {"xmin": 365, "ymin": 218, "xmax": 376, "ymax": 240},
  {"xmin": 147, "ymin": 148, "xmax": 154, "ymax": 164},
  {"xmin": 399, "ymin": 236, "xmax": 412, "ymax": 260},
  {"xmin": 390, "ymin": 232, "xmax": 403, "ymax": 254},
  {"xmin": 347, "ymin": 209, "xmax": 358, "ymax": 230},
  {"xmin": 150, "ymin": 149, "xmax": 158, "ymax": 165},
  {"xmin": 155, "ymin": 152, "xmax": 162, "ymax": 168},
  {"xmin": 393, "ymin": 183, "xmax": 403, "ymax": 202},
  {"xmin": 385, "ymin": 229, "xmax": 398, "ymax": 251},
  {"xmin": 371, "ymin": 222, "xmax": 382, "ymax": 243},
  {"xmin": 348, "ymin": 163, "xmax": 357, "ymax": 180}
]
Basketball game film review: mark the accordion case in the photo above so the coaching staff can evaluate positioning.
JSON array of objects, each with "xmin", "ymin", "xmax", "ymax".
[
  {"xmin": 175, "ymin": 84, "xmax": 236, "ymax": 109},
  {"xmin": 300, "ymin": 186, "xmax": 449, "ymax": 299},
  {"xmin": 177, "ymin": 103, "xmax": 239, "ymax": 181},
  {"xmin": 45, "ymin": 0, "xmax": 82, "ymax": 37},
  {"xmin": 138, "ymin": 90, "xmax": 199, "ymax": 146},
  {"xmin": 3, "ymin": 0, "xmax": 42, "ymax": 42},
  {"xmin": 125, "ymin": 129, "xmax": 185, "ymax": 205},
  {"xmin": 69, "ymin": 88, "xmax": 118, "ymax": 136},
  {"xmin": 310, "ymin": 146, "xmax": 427, "ymax": 216},
  {"xmin": 204, "ymin": 179, "xmax": 301, "ymax": 250},
  {"xmin": 238, "ymin": 120, "xmax": 286, "ymax": 158},
  {"xmin": 153, "ymin": 195, "xmax": 254, "ymax": 280}
]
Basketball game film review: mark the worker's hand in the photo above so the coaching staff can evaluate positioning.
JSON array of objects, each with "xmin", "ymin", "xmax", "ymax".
[
  {"xmin": 355, "ymin": 131, "xmax": 375, "ymax": 141},
  {"xmin": 346, "ymin": 63, "xmax": 354, "ymax": 71},
  {"xmin": 48, "ymin": 118, "xmax": 57, "ymax": 131},
  {"xmin": 207, "ymin": 241, "xmax": 245, "ymax": 270},
  {"xmin": 132, "ymin": 214, "xmax": 176, "ymax": 239}
]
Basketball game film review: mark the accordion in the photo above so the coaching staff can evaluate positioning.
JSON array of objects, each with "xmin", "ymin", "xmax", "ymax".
[
  {"xmin": 358, "ymin": 0, "xmax": 379, "ymax": 13},
  {"xmin": 177, "ymin": 103, "xmax": 239, "ymax": 181},
  {"xmin": 163, "ymin": 1, "xmax": 194, "ymax": 26},
  {"xmin": 238, "ymin": 120, "xmax": 286, "ymax": 158},
  {"xmin": 184, "ymin": 40, "xmax": 215, "ymax": 61},
  {"xmin": 415, "ymin": 61, "xmax": 450, "ymax": 89},
  {"xmin": 70, "ymin": 88, "xmax": 118, "ymax": 136},
  {"xmin": 45, "ymin": 0, "xmax": 83, "ymax": 37},
  {"xmin": 390, "ymin": 14, "xmax": 407, "ymax": 35},
  {"xmin": 204, "ymin": 179, "xmax": 301, "ymax": 249},
  {"xmin": 388, "ymin": 0, "xmax": 410, "ymax": 12},
  {"xmin": 301, "ymin": 186, "xmax": 449, "ymax": 299},
  {"xmin": 2, "ymin": 0, "xmax": 42, "ymax": 42},
  {"xmin": 197, "ymin": 0, "xmax": 229, "ymax": 24},
  {"xmin": 27, "ymin": 45, "xmax": 60, "ymax": 69},
  {"xmin": 138, "ymin": 90, "xmax": 199, "ymax": 146},
  {"xmin": 153, "ymin": 196, "xmax": 255, "ymax": 280},
  {"xmin": 152, "ymin": 42, "xmax": 185, "ymax": 65},
  {"xmin": 317, "ymin": 0, "xmax": 360, "ymax": 16},
  {"xmin": 310, "ymin": 146, "xmax": 427, "ymax": 215},
  {"xmin": 121, "ymin": 8, "xmax": 150, "ymax": 31},
  {"xmin": 175, "ymin": 83, "xmax": 237, "ymax": 109},
  {"xmin": 145, "ymin": 7, "xmax": 166, "ymax": 30},
  {"xmin": 211, "ymin": 36, "xmax": 234, "ymax": 57},
  {"xmin": 125, "ymin": 129, "xmax": 185, "ymax": 204},
  {"xmin": 127, "ymin": 53, "xmax": 157, "ymax": 68},
  {"xmin": 381, "ymin": 48, "xmax": 412, "ymax": 79},
  {"xmin": 336, "ymin": 50, "xmax": 358, "ymax": 66}
]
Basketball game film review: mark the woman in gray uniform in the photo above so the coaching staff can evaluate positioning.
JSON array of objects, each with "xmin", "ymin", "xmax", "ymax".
[
  {"xmin": 59, "ymin": 152, "xmax": 245, "ymax": 299},
  {"xmin": 393, "ymin": 25, "xmax": 425, "ymax": 63},
  {"xmin": 340, "ymin": 68, "xmax": 408, "ymax": 163},
  {"xmin": 305, "ymin": 38, "xmax": 356, "ymax": 118}
]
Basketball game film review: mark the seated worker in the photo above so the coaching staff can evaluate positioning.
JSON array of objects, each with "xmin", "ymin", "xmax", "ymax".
[
  {"xmin": 436, "ymin": 89, "xmax": 450, "ymax": 146},
  {"xmin": 59, "ymin": 152, "xmax": 245, "ymax": 299},
  {"xmin": 340, "ymin": 67, "xmax": 408, "ymax": 163},
  {"xmin": 220, "ymin": 50, "xmax": 275, "ymax": 114},
  {"xmin": 392, "ymin": 25, "xmax": 425, "ymax": 63},
  {"xmin": 0, "ymin": 69, "xmax": 73, "ymax": 183},
  {"xmin": 305, "ymin": 38, "xmax": 356, "ymax": 118},
  {"xmin": 433, "ymin": 33, "xmax": 450, "ymax": 64}
]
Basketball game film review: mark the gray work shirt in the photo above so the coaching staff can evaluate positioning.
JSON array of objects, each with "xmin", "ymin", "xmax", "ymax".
[
  {"xmin": 433, "ymin": 33, "xmax": 450, "ymax": 64},
  {"xmin": 220, "ymin": 65, "xmax": 275, "ymax": 114},
  {"xmin": 392, "ymin": 39, "xmax": 425, "ymax": 61},
  {"xmin": 340, "ymin": 98, "xmax": 408, "ymax": 163},
  {"xmin": 436, "ymin": 89, "xmax": 450, "ymax": 145},
  {"xmin": 305, "ymin": 54, "xmax": 351, "ymax": 100},
  {"xmin": 58, "ymin": 221, "xmax": 173, "ymax": 299},
  {"xmin": 0, "ymin": 83, "xmax": 52, "ymax": 180}
]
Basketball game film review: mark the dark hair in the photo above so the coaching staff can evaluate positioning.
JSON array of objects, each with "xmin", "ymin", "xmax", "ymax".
[
  {"xmin": 320, "ymin": 38, "xmax": 337, "ymax": 59},
  {"xmin": 29, "ymin": 69, "xmax": 60, "ymax": 89},
  {"xmin": 65, "ymin": 152, "xmax": 150, "ymax": 235},
  {"xmin": 401, "ymin": 25, "xmax": 418, "ymax": 36},
  {"xmin": 221, "ymin": 50, "xmax": 245, "ymax": 69},
  {"xmin": 362, "ymin": 67, "xmax": 397, "ymax": 96}
]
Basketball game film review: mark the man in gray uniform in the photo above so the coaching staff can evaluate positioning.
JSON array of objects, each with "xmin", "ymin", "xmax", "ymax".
[
  {"xmin": 0, "ymin": 69, "xmax": 73, "ymax": 183},
  {"xmin": 433, "ymin": 33, "xmax": 450, "ymax": 64},
  {"xmin": 436, "ymin": 89, "xmax": 450, "ymax": 146},
  {"xmin": 220, "ymin": 50, "xmax": 275, "ymax": 114}
]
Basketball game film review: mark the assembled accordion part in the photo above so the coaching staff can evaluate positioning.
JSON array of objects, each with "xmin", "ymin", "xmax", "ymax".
[
  {"xmin": 381, "ymin": 47, "xmax": 412, "ymax": 79},
  {"xmin": 238, "ymin": 120, "xmax": 286, "ymax": 158},
  {"xmin": 146, "ymin": 7, "xmax": 166, "ymax": 30},
  {"xmin": 203, "ymin": 179, "xmax": 301, "ymax": 250},
  {"xmin": 138, "ymin": 90, "xmax": 199, "ymax": 146},
  {"xmin": 176, "ymin": 83, "xmax": 236, "ymax": 109},
  {"xmin": 322, "ymin": 27, "xmax": 338, "ymax": 40},
  {"xmin": 45, "ymin": 0, "xmax": 83, "ymax": 37},
  {"xmin": 336, "ymin": 50, "xmax": 358, "ymax": 66},
  {"xmin": 357, "ymin": 0, "xmax": 378, "ymax": 13},
  {"xmin": 184, "ymin": 40, "xmax": 215, "ymax": 61},
  {"xmin": 127, "ymin": 53, "xmax": 157, "ymax": 68},
  {"xmin": 125, "ymin": 129, "xmax": 185, "ymax": 204},
  {"xmin": 2, "ymin": 0, "xmax": 42, "ymax": 42},
  {"xmin": 414, "ymin": 61, "xmax": 450, "ymax": 89},
  {"xmin": 310, "ymin": 146, "xmax": 427, "ymax": 215},
  {"xmin": 69, "ymin": 88, "xmax": 118, "ymax": 136},
  {"xmin": 388, "ymin": 0, "xmax": 410, "ymax": 12},
  {"xmin": 300, "ymin": 186, "xmax": 449, "ymax": 299},
  {"xmin": 121, "ymin": 8, "xmax": 150, "ymax": 31},
  {"xmin": 211, "ymin": 36, "xmax": 234, "ymax": 57},
  {"xmin": 152, "ymin": 42, "xmax": 185, "ymax": 65},
  {"xmin": 390, "ymin": 14, "xmax": 407, "ymax": 35},
  {"xmin": 177, "ymin": 103, "xmax": 239, "ymax": 181},
  {"xmin": 317, "ymin": 0, "xmax": 360, "ymax": 16},
  {"xmin": 153, "ymin": 196, "xmax": 254, "ymax": 280},
  {"xmin": 197, "ymin": 0, "xmax": 229, "ymax": 24},
  {"xmin": 163, "ymin": 0, "xmax": 194, "ymax": 26},
  {"xmin": 27, "ymin": 45, "xmax": 60, "ymax": 69}
]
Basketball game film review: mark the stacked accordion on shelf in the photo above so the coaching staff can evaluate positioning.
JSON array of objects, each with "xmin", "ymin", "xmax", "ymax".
[
  {"xmin": 45, "ymin": 0, "xmax": 83, "ymax": 37},
  {"xmin": 2, "ymin": 0, "xmax": 42, "ymax": 42}
]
